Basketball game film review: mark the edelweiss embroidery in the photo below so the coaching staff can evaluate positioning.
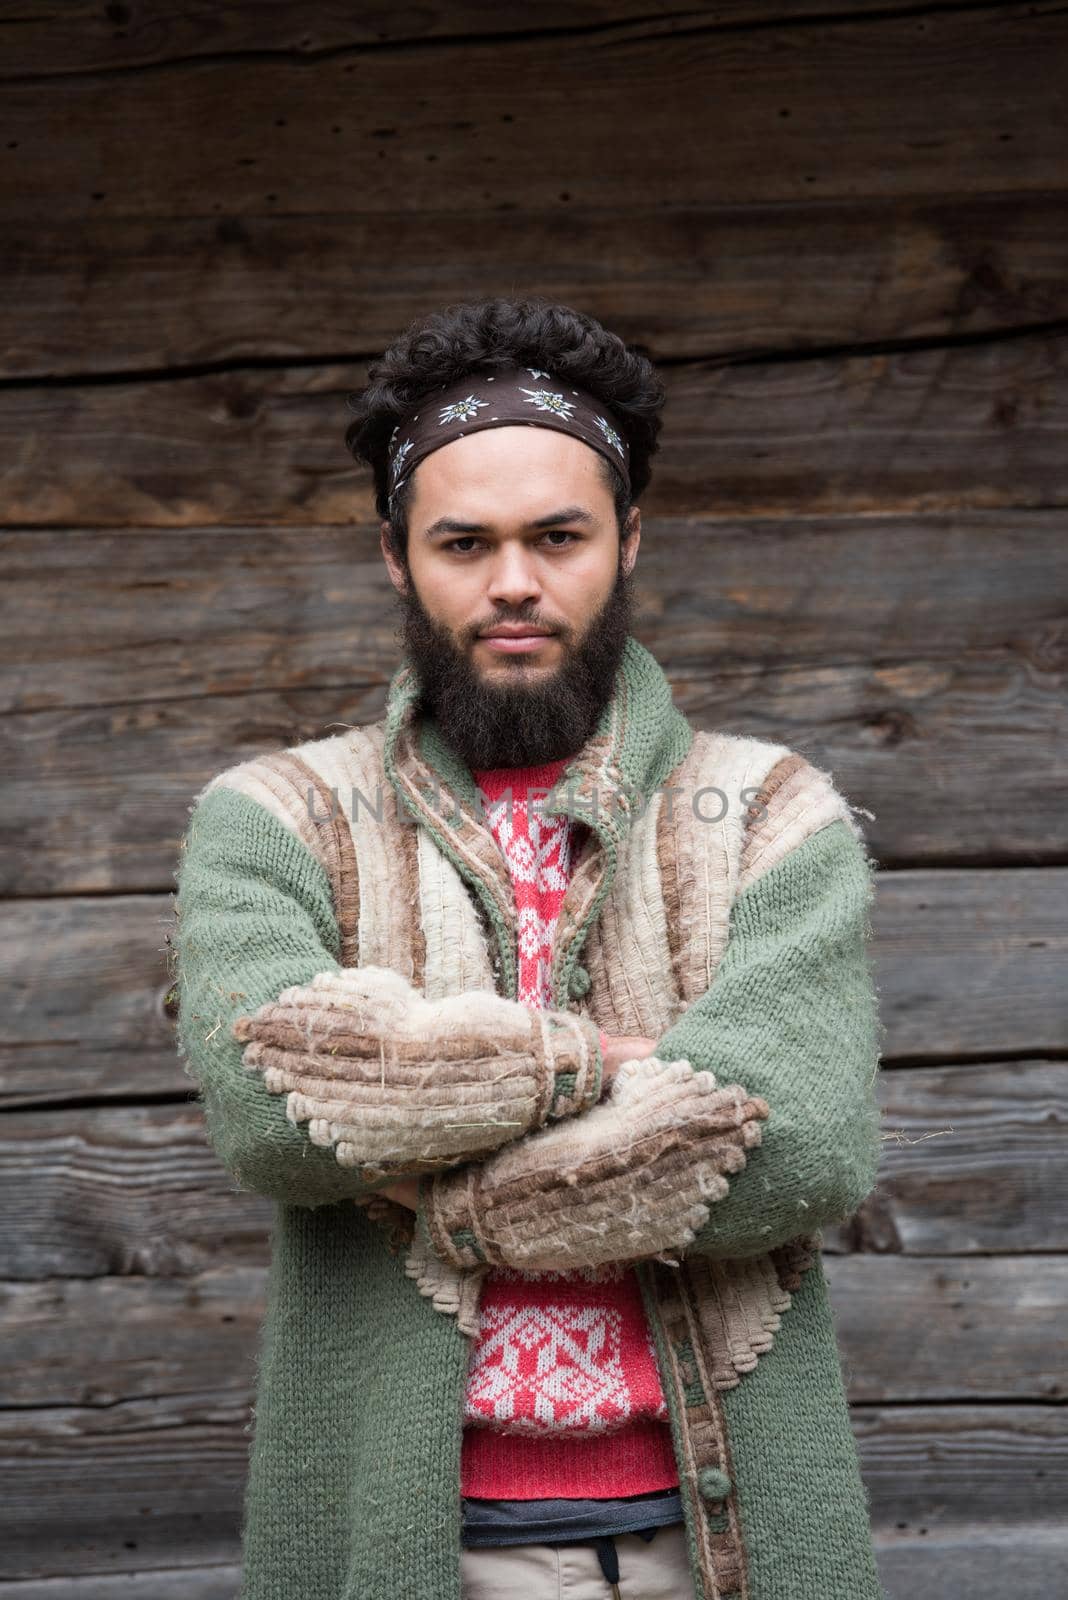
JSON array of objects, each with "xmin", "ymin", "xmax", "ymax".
[{"xmin": 518, "ymin": 384, "xmax": 578, "ymax": 419}]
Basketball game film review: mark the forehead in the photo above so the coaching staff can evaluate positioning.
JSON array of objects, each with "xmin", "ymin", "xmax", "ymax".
[{"xmin": 409, "ymin": 424, "xmax": 610, "ymax": 514}]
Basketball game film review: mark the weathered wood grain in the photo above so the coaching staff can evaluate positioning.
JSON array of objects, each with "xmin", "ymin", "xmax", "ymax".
[
  {"xmin": 6, "ymin": 646, "xmax": 1067, "ymax": 885},
  {"xmin": 1, "ymin": 1266, "xmax": 1063, "ymax": 1580},
  {"xmin": 0, "ymin": 1568, "xmax": 241, "ymax": 1598},
  {"xmin": 2, "ymin": 1059, "xmax": 1064, "ymax": 1256},
  {"xmin": 5, "ymin": 514, "xmax": 1066, "ymax": 711},
  {"xmin": 2, "ymin": 875, "xmax": 1065, "ymax": 1104},
  {"xmin": 3, "ymin": 1261, "xmax": 1064, "ymax": 1406},
  {"xmin": 870, "ymin": 871, "xmax": 1068, "ymax": 1061},
  {"xmin": 0, "ymin": 0, "xmax": 995, "ymax": 80},
  {"xmin": 4, "ymin": 514, "xmax": 1065, "ymax": 886},
  {"xmin": 4, "ymin": 332, "xmax": 1067, "ymax": 525},
  {"xmin": 4, "ymin": 194, "xmax": 1065, "ymax": 379},
  {"xmin": 851, "ymin": 1060, "xmax": 1068, "ymax": 1257},
  {"xmin": 3, "ymin": 7, "xmax": 1061, "ymax": 221}
]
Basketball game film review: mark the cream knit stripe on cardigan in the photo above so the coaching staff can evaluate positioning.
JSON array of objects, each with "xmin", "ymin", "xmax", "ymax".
[
  {"xmin": 655, "ymin": 729, "xmax": 793, "ymax": 1004},
  {"xmin": 173, "ymin": 781, "xmax": 604, "ymax": 1210}
]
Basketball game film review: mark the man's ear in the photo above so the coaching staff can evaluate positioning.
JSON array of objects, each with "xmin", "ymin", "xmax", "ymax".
[
  {"xmin": 621, "ymin": 506, "xmax": 641, "ymax": 578},
  {"xmin": 380, "ymin": 522, "xmax": 409, "ymax": 594}
]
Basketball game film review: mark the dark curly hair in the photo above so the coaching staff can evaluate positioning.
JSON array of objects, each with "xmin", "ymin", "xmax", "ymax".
[{"xmin": 343, "ymin": 296, "xmax": 666, "ymax": 562}]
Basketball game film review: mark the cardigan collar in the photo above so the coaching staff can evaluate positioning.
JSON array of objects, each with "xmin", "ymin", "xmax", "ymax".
[{"xmin": 381, "ymin": 633, "xmax": 693, "ymax": 1006}]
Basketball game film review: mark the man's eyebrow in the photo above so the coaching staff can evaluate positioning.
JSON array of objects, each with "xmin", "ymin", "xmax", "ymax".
[{"xmin": 422, "ymin": 505, "xmax": 596, "ymax": 541}]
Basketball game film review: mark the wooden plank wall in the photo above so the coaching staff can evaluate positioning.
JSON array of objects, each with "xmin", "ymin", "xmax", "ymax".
[{"xmin": 2, "ymin": 2, "xmax": 1066, "ymax": 1594}]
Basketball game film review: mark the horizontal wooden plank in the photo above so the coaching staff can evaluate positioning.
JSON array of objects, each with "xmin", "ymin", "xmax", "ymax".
[
  {"xmin": 0, "ymin": 1100, "xmax": 273, "ymax": 1275},
  {"xmin": 2, "ymin": 1269, "xmax": 264, "ymax": 1408},
  {"xmin": 0, "ymin": 1567, "xmax": 241, "ymax": 1599},
  {"xmin": 3, "ymin": 7, "xmax": 1062, "ymax": 221},
  {"xmin": 0, "ymin": 1403, "xmax": 248, "ymax": 1580},
  {"xmin": 870, "ymin": 872, "xmax": 1068, "ymax": 1062},
  {"xmin": 6, "ymin": 648, "xmax": 1067, "ymax": 885},
  {"xmin": 1, "ymin": 1061, "xmax": 1064, "ymax": 1262},
  {"xmin": 856, "ymin": 1061, "xmax": 1068, "ymax": 1257},
  {"xmin": 6, "ymin": 513, "xmax": 1065, "ymax": 710},
  {"xmin": 5, "ymin": 1536, "xmax": 1068, "ymax": 1600},
  {"xmin": 874, "ymin": 1526, "xmax": 1068, "ymax": 1600},
  {"xmin": 4, "ymin": 1257, "xmax": 1064, "ymax": 1405},
  {"xmin": 828, "ymin": 1254, "xmax": 1066, "ymax": 1403},
  {"xmin": 854, "ymin": 1400, "xmax": 1067, "ymax": 1529},
  {"xmin": 1, "ymin": 1261, "xmax": 1064, "ymax": 1576},
  {"xmin": 0, "ymin": 0, "xmax": 981, "ymax": 79},
  {"xmin": 4, "ymin": 515, "xmax": 1066, "ymax": 884},
  {"xmin": 1, "ymin": 873, "xmax": 1065, "ymax": 1103},
  {"xmin": 5, "ymin": 193, "xmax": 1065, "ymax": 379},
  {"xmin": 0, "ymin": 896, "xmax": 182, "ymax": 1106},
  {"xmin": 4, "ymin": 331, "xmax": 1065, "ymax": 527}
]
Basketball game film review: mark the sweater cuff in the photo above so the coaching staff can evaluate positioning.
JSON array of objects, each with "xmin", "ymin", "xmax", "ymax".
[
  {"xmin": 542, "ymin": 1011, "xmax": 604, "ymax": 1119},
  {"xmin": 421, "ymin": 1165, "xmax": 498, "ymax": 1270}
]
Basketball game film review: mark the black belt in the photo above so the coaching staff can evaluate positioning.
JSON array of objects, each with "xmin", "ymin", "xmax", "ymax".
[{"xmin": 461, "ymin": 1488, "xmax": 685, "ymax": 1591}]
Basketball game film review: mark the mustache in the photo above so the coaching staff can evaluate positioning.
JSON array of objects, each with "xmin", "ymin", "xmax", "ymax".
[{"xmin": 470, "ymin": 616, "xmax": 565, "ymax": 639}]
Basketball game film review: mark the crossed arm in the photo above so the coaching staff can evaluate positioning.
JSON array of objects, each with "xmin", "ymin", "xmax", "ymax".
[{"xmin": 177, "ymin": 783, "xmax": 882, "ymax": 1266}]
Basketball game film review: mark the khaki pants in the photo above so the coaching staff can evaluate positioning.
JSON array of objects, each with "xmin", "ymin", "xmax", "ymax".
[{"xmin": 460, "ymin": 1521, "xmax": 693, "ymax": 1598}]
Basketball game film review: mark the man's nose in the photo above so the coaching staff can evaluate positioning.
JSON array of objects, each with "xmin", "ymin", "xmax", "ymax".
[{"xmin": 484, "ymin": 545, "xmax": 543, "ymax": 609}]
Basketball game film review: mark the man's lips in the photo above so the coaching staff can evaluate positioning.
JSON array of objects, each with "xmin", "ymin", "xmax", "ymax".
[{"xmin": 477, "ymin": 626, "xmax": 557, "ymax": 654}]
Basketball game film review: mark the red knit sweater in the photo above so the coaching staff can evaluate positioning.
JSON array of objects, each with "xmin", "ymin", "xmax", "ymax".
[{"xmin": 461, "ymin": 756, "xmax": 679, "ymax": 1498}]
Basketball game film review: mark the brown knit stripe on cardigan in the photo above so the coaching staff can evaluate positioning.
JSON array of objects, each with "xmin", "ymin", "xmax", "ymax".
[
  {"xmin": 299, "ymin": 722, "xmax": 423, "ymax": 983},
  {"xmin": 411, "ymin": 812, "xmax": 497, "ymax": 1002},
  {"xmin": 654, "ymin": 729, "xmax": 803, "ymax": 1007},
  {"xmin": 579, "ymin": 779, "xmax": 683, "ymax": 1040},
  {"xmin": 277, "ymin": 751, "xmax": 362, "ymax": 967},
  {"xmin": 647, "ymin": 1259, "xmax": 750, "ymax": 1598},
  {"xmin": 392, "ymin": 721, "xmax": 518, "ymax": 952},
  {"xmin": 740, "ymin": 751, "xmax": 864, "ymax": 892},
  {"xmin": 196, "ymin": 750, "xmax": 361, "ymax": 969},
  {"xmin": 394, "ymin": 804, "xmax": 427, "ymax": 988}
]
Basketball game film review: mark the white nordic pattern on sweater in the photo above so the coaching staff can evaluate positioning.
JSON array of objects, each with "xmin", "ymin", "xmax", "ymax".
[{"xmin": 463, "ymin": 1296, "xmax": 668, "ymax": 1433}]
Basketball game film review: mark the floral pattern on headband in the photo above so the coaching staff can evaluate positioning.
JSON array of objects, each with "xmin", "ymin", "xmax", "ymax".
[
  {"xmin": 438, "ymin": 395, "xmax": 489, "ymax": 426},
  {"xmin": 595, "ymin": 415, "xmax": 626, "ymax": 457},
  {"xmin": 385, "ymin": 366, "xmax": 628, "ymax": 504}
]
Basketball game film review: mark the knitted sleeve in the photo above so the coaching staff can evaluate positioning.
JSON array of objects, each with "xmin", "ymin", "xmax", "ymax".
[
  {"xmin": 173, "ymin": 782, "xmax": 603, "ymax": 1210},
  {"xmin": 657, "ymin": 815, "xmax": 884, "ymax": 1259}
]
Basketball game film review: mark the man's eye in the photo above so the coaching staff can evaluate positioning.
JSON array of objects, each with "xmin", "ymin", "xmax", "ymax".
[{"xmin": 443, "ymin": 531, "xmax": 578, "ymax": 554}]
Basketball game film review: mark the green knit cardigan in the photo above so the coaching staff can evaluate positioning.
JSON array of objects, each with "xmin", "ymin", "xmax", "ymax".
[{"xmin": 172, "ymin": 638, "xmax": 886, "ymax": 1600}]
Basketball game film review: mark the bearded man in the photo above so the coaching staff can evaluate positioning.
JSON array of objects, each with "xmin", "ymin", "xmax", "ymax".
[{"xmin": 173, "ymin": 296, "xmax": 886, "ymax": 1600}]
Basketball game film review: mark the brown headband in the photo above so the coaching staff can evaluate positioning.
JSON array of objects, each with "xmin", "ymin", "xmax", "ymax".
[{"xmin": 386, "ymin": 365, "xmax": 631, "ymax": 511}]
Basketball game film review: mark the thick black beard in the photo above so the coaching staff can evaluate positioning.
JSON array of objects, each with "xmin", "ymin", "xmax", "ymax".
[{"xmin": 392, "ymin": 555, "xmax": 637, "ymax": 770}]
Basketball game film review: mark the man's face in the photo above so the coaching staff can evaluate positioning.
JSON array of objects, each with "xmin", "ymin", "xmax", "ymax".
[{"xmin": 379, "ymin": 424, "xmax": 641, "ymax": 769}]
